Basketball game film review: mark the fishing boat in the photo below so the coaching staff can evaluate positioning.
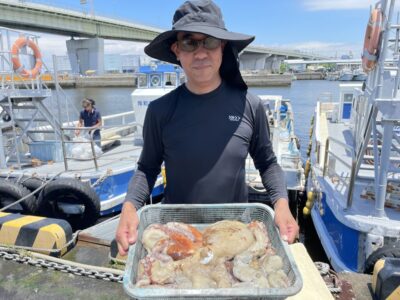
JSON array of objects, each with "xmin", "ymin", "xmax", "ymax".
[
  {"xmin": 338, "ymin": 68, "xmax": 354, "ymax": 81},
  {"xmin": 0, "ymin": 27, "xmax": 177, "ymax": 229},
  {"xmin": 324, "ymin": 72, "xmax": 339, "ymax": 81},
  {"xmin": 246, "ymin": 95, "xmax": 305, "ymax": 215},
  {"xmin": 352, "ymin": 68, "xmax": 368, "ymax": 81},
  {"xmin": 306, "ymin": 0, "xmax": 400, "ymax": 273}
]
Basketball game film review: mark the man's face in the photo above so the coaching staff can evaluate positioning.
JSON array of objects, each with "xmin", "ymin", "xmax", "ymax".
[
  {"xmin": 171, "ymin": 32, "xmax": 225, "ymax": 89},
  {"xmin": 83, "ymin": 102, "xmax": 92, "ymax": 112}
]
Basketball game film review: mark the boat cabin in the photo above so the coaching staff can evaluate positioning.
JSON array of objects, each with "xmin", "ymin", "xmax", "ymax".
[
  {"xmin": 338, "ymin": 83, "xmax": 362, "ymax": 122},
  {"xmin": 132, "ymin": 64, "xmax": 182, "ymax": 140}
]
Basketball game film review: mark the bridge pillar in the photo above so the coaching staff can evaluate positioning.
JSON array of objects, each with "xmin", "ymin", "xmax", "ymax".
[
  {"xmin": 265, "ymin": 55, "xmax": 285, "ymax": 74},
  {"xmin": 239, "ymin": 53, "xmax": 268, "ymax": 70},
  {"xmin": 66, "ymin": 38, "xmax": 105, "ymax": 75}
]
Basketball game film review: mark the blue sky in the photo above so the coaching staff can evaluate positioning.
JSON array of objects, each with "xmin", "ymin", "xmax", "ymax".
[{"xmin": 32, "ymin": 0, "xmax": 383, "ymax": 58}]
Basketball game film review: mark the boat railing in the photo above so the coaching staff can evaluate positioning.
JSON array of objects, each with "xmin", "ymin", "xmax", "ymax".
[
  {"xmin": 60, "ymin": 122, "xmax": 143, "ymax": 171},
  {"xmin": 322, "ymin": 136, "xmax": 357, "ymax": 208},
  {"xmin": 102, "ymin": 111, "xmax": 135, "ymax": 126},
  {"xmin": 318, "ymin": 102, "xmax": 339, "ymax": 121}
]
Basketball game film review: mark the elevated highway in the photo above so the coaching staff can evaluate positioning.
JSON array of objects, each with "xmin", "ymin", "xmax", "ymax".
[{"xmin": 0, "ymin": 0, "xmax": 327, "ymax": 74}]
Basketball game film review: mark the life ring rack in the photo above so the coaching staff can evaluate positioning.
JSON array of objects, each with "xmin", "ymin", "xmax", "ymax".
[
  {"xmin": 150, "ymin": 74, "xmax": 161, "ymax": 87},
  {"xmin": 11, "ymin": 36, "xmax": 43, "ymax": 78},
  {"xmin": 362, "ymin": 8, "xmax": 383, "ymax": 73}
]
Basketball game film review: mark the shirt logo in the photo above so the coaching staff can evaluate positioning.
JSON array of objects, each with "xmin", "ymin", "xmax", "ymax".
[{"xmin": 228, "ymin": 115, "xmax": 241, "ymax": 122}]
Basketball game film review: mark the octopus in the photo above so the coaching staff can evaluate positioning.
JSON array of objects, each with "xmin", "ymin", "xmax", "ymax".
[
  {"xmin": 232, "ymin": 221, "xmax": 272, "ymax": 288},
  {"xmin": 142, "ymin": 222, "xmax": 203, "ymax": 261},
  {"xmin": 202, "ymin": 220, "xmax": 255, "ymax": 259},
  {"xmin": 136, "ymin": 220, "xmax": 290, "ymax": 290}
]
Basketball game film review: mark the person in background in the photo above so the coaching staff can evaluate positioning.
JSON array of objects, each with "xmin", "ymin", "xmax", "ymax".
[
  {"xmin": 116, "ymin": 0, "xmax": 299, "ymax": 256},
  {"xmin": 75, "ymin": 98, "xmax": 102, "ymax": 148}
]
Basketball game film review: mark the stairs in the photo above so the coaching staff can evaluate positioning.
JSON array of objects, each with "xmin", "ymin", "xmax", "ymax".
[{"xmin": 0, "ymin": 91, "xmax": 69, "ymax": 165}]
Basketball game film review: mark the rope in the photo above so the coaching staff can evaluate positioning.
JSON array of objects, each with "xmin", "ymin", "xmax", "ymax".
[
  {"xmin": 91, "ymin": 168, "xmax": 113, "ymax": 188},
  {"xmin": 0, "ymin": 171, "xmax": 64, "ymax": 212},
  {"xmin": 314, "ymin": 261, "xmax": 342, "ymax": 294}
]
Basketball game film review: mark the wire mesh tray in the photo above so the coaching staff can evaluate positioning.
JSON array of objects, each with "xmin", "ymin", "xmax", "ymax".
[{"xmin": 123, "ymin": 203, "xmax": 303, "ymax": 299}]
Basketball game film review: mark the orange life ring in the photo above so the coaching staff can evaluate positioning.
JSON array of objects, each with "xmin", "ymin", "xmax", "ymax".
[
  {"xmin": 362, "ymin": 9, "xmax": 383, "ymax": 73},
  {"xmin": 11, "ymin": 37, "xmax": 43, "ymax": 78}
]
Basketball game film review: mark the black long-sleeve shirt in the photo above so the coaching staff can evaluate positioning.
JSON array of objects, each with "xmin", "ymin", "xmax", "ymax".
[{"xmin": 125, "ymin": 82, "xmax": 287, "ymax": 209}]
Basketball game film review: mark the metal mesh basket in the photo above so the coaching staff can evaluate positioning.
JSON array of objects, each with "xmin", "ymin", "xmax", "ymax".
[{"xmin": 123, "ymin": 203, "xmax": 303, "ymax": 299}]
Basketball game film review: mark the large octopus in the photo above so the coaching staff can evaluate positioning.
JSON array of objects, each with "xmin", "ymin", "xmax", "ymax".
[{"xmin": 136, "ymin": 220, "xmax": 290, "ymax": 289}]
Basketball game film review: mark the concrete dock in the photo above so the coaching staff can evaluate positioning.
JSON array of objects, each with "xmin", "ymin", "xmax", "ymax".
[
  {"xmin": 294, "ymin": 72, "xmax": 325, "ymax": 80},
  {"xmin": 241, "ymin": 72, "xmax": 293, "ymax": 86},
  {"xmin": 0, "ymin": 242, "xmax": 374, "ymax": 300},
  {"xmin": 43, "ymin": 74, "xmax": 137, "ymax": 88},
  {"xmin": 39, "ymin": 72, "xmax": 295, "ymax": 88},
  {"xmin": 3, "ymin": 70, "xmax": 320, "ymax": 88}
]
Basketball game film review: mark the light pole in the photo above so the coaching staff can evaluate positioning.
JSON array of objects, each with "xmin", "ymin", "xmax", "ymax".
[{"xmin": 80, "ymin": 0, "xmax": 94, "ymax": 17}]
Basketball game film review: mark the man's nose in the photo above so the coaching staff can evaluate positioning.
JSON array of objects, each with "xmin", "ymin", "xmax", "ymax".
[{"xmin": 193, "ymin": 44, "xmax": 209, "ymax": 58}]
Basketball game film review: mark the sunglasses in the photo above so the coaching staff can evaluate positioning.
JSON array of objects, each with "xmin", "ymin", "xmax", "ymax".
[{"xmin": 177, "ymin": 36, "xmax": 222, "ymax": 52}]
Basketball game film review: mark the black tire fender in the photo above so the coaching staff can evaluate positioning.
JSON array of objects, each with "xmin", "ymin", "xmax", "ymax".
[
  {"xmin": 20, "ymin": 177, "xmax": 46, "ymax": 195},
  {"xmin": 37, "ymin": 178, "xmax": 100, "ymax": 230},
  {"xmin": 2, "ymin": 113, "xmax": 11, "ymax": 122},
  {"xmin": 0, "ymin": 179, "xmax": 38, "ymax": 214},
  {"xmin": 364, "ymin": 242, "xmax": 400, "ymax": 274}
]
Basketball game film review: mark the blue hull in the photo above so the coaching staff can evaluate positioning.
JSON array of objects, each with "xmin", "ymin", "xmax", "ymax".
[
  {"xmin": 310, "ymin": 190, "xmax": 358, "ymax": 272},
  {"xmin": 91, "ymin": 169, "xmax": 164, "ymax": 216}
]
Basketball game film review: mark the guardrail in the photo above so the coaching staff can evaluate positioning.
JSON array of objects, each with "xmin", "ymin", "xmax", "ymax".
[
  {"xmin": 102, "ymin": 111, "xmax": 135, "ymax": 126},
  {"xmin": 322, "ymin": 136, "xmax": 356, "ymax": 209},
  {"xmin": 60, "ymin": 122, "xmax": 143, "ymax": 171}
]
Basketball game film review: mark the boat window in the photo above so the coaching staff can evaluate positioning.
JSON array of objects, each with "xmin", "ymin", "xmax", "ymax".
[
  {"xmin": 344, "ymin": 93, "xmax": 353, "ymax": 103},
  {"xmin": 138, "ymin": 74, "xmax": 147, "ymax": 88}
]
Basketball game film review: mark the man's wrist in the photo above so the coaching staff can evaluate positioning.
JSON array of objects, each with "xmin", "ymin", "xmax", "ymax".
[
  {"xmin": 273, "ymin": 197, "xmax": 289, "ymax": 210},
  {"xmin": 123, "ymin": 201, "xmax": 137, "ymax": 212}
]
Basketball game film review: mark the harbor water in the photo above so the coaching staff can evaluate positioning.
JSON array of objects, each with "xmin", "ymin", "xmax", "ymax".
[{"xmin": 63, "ymin": 80, "xmax": 341, "ymax": 161}]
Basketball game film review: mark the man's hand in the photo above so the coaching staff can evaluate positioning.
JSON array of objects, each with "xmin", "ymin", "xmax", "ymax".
[
  {"xmin": 115, "ymin": 202, "xmax": 139, "ymax": 256},
  {"xmin": 273, "ymin": 198, "xmax": 299, "ymax": 244}
]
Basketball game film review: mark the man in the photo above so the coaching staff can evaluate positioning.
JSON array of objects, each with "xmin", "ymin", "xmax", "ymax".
[
  {"xmin": 75, "ymin": 98, "xmax": 102, "ymax": 148},
  {"xmin": 116, "ymin": 0, "xmax": 299, "ymax": 256}
]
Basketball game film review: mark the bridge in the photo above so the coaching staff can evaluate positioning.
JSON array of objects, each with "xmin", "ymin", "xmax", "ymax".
[{"xmin": 0, "ymin": 0, "xmax": 327, "ymax": 74}]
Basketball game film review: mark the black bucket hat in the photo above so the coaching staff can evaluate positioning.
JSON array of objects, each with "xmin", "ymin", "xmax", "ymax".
[{"xmin": 144, "ymin": 0, "xmax": 255, "ymax": 89}]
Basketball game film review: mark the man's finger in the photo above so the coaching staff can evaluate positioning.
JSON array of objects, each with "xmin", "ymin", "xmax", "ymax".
[
  {"xmin": 117, "ymin": 241, "xmax": 128, "ymax": 256},
  {"xmin": 285, "ymin": 231, "xmax": 296, "ymax": 244},
  {"xmin": 283, "ymin": 223, "xmax": 299, "ymax": 244},
  {"xmin": 276, "ymin": 220, "xmax": 297, "ymax": 244},
  {"xmin": 127, "ymin": 224, "xmax": 138, "ymax": 244},
  {"xmin": 116, "ymin": 233, "xmax": 129, "ymax": 255}
]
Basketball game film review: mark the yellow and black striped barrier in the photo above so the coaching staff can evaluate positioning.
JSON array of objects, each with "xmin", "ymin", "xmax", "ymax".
[
  {"xmin": 372, "ymin": 258, "xmax": 400, "ymax": 300},
  {"xmin": 0, "ymin": 212, "xmax": 73, "ymax": 257}
]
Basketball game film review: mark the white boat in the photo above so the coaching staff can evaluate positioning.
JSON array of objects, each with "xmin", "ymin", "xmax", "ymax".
[
  {"xmin": 306, "ymin": 0, "xmax": 400, "ymax": 273},
  {"xmin": 352, "ymin": 69, "xmax": 368, "ymax": 81},
  {"xmin": 338, "ymin": 68, "xmax": 354, "ymax": 81},
  {"xmin": 324, "ymin": 72, "xmax": 339, "ymax": 81},
  {"xmin": 0, "ymin": 27, "xmax": 178, "ymax": 229},
  {"xmin": 246, "ymin": 95, "xmax": 305, "ymax": 213}
]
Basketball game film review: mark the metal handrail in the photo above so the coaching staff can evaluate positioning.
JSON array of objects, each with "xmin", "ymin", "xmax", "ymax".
[
  {"xmin": 102, "ymin": 111, "xmax": 135, "ymax": 127},
  {"xmin": 322, "ymin": 137, "xmax": 357, "ymax": 209},
  {"xmin": 60, "ymin": 123, "xmax": 143, "ymax": 171},
  {"xmin": 327, "ymin": 150, "xmax": 352, "ymax": 168}
]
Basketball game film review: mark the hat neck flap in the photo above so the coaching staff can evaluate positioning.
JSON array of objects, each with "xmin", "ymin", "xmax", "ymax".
[{"xmin": 220, "ymin": 44, "xmax": 247, "ymax": 90}]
